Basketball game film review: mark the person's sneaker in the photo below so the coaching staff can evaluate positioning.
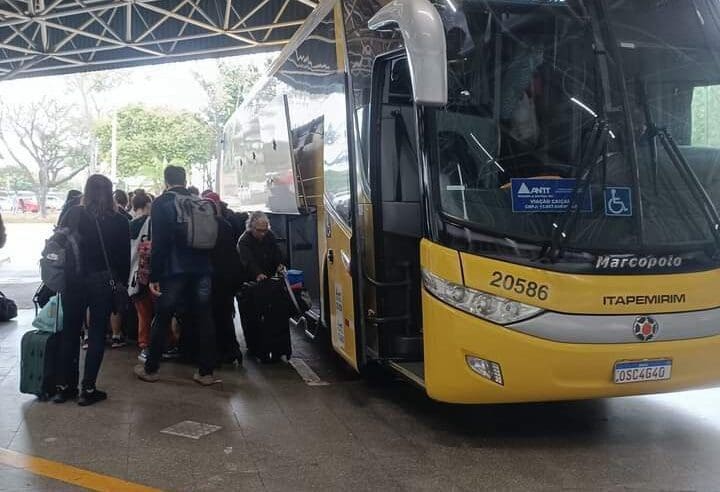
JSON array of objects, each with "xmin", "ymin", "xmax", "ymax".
[
  {"xmin": 134, "ymin": 364, "xmax": 160, "ymax": 382},
  {"xmin": 52, "ymin": 386, "xmax": 78, "ymax": 404},
  {"xmin": 137, "ymin": 349, "xmax": 149, "ymax": 362},
  {"xmin": 161, "ymin": 347, "xmax": 180, "ymax": 360},
  {"xmin": 78, "ymin": 388, "xmax": 107, "ymax": 406},
  {"xmin": 193, "ymin": 372, "xmax": 220, "ymax": 386},
  {"xmin": 111, "ymin": 336, "xmax": 126, "ymax": 348}
]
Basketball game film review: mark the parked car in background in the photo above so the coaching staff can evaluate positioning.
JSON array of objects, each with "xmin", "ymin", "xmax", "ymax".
[
  {"xmin": 14, "ymin": 191, "xmax": 38, "ymax": 213},
  {"xmin": 46, "ymin": 194, "xmax": 64, "ymax": 211}
]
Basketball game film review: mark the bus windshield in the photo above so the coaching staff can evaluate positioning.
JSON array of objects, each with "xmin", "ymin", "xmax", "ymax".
[{"xmin": 429, "ymin": 0, "xmax": 720, "ymax": 262}]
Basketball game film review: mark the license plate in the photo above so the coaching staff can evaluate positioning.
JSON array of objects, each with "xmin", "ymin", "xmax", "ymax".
[{"xmin": 613, "ymin": 359, "xmax": 672, "ymax": 384}]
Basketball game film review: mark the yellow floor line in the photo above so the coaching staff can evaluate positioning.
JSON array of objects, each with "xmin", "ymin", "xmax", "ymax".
[{"xmin": 0, "ymin": 447, "xmax": 162, "ymax": 492}]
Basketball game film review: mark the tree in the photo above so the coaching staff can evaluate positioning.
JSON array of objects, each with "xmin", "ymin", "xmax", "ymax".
[
  {"xmin": 0, "ymin": 165, "xmax": 34, "ymax": 190},
  {"xmin": 0, "ymin": 99, "xmax": 90, "ymax": 216},
  {"xmin": 66, "ymin": 71, "xmax": 127, "ymax": 175},
  {"xmin": 194, "ymin": 59, "xmax": 267, "ymax": 188},
  {"xmin": 95, "ymin": 105, "xmax": 214, "ymax": 189}
]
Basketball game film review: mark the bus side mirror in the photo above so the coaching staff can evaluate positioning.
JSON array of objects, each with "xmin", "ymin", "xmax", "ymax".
[{"xmin": 368, "ymin": 0, "xmax": 448, "ymax": 107}]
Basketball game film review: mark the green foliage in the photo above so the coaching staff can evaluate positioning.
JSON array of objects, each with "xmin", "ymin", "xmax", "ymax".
[
  {"xmin": 194, "ymin": 59, "xmax": 264, "ymax": 135},
  {"xmin": 95, "ymin": 105, "xmax": 214, "ymax": 186},
  {"xmin": 0, "ymin": 165, "xmax": 34, "ymax": 190},
  {"xmin": 692, "ymin": 85, "xmax": 720, "ymax": 147}
]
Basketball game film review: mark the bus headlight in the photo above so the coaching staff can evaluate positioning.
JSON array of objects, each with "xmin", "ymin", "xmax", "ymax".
[{"xmin": 422, "ymin": 270, "xmax": 543, "ymax": 325}]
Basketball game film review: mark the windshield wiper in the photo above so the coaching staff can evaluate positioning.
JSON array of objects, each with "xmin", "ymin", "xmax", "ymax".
[
  {"xmin": 543, "ymin": 117, "xmax": 610, "ymax": 261},
  {"xmin": 638, "ymin": 82, "xmax": 720, "ymax": 255}
]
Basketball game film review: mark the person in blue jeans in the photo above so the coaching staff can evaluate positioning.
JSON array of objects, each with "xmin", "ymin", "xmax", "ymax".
[{"xmin": 134, "ymin": 165, "xmax": 217, "ymax": 385}]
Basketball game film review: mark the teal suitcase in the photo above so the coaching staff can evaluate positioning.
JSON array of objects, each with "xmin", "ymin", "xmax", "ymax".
[{"xmin": 20, "ymin": 330, "xmax": 59, "ymax": 400}]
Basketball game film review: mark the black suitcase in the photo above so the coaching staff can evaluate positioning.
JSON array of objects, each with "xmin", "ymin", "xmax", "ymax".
[
  {"xmin": 246, "ymin": 278, "xmax": 291, "ymax": 362},
  {"xmin": 20, "ymin": 330, "xmax": 59, "ymax": 400}
]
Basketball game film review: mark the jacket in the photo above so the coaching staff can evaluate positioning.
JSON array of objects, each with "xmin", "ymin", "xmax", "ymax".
[
  {"xmin": 236, "ymin": 229, "xmax": 284, "ymax": 281},
  {"xmin": 149, "ymin": 187, "xmax": 211, "ymax": 282},
  {"xmin": 59, "ymin": 205, "xmax": 130, "ymax": 284},
  {"xmin": 211, "ymin": 216, "xmax": 243, "ymax": 288}
]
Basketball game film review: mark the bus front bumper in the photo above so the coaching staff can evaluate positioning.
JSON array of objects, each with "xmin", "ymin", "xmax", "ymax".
[{"xmin": 422, "ymin": 291, "xmax": 720, "ymax": 404}]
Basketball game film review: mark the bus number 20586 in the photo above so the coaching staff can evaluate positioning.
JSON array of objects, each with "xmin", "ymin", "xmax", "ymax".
[{"xmin": 489, "ymin": 271, "xmax": 549, "ymax": 301}]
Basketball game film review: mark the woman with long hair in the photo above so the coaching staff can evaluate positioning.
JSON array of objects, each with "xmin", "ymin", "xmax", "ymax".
[
  {"xmin": 57, "ymin": 189, "xmax": 82, "ymax": 225},
  {"xmin": 55, "ymin": 174, "xmax": 130, "ymax": 406}
]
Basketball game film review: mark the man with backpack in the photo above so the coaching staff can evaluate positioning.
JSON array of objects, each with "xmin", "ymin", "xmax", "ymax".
[{"xmin": 134, "ymin": 165, "xmax": 219, "ymax": 386}]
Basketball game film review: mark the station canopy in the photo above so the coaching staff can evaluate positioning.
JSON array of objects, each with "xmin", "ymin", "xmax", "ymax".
[{"xmin": 0, "ymin": 0, "xmax": 315, "ymax": 80}]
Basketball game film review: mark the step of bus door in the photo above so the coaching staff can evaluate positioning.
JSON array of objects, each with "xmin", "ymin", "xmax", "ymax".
[
  {"xmin": 388, "ymin": 361, "xmax": 425, "ymax": 388},
  {"xmin": 392, "ymin": 335, "xmax": 423, "ymax": 360}
]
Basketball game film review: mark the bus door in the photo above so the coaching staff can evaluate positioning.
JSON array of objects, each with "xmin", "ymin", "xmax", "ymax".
[
  {"xmin": 365, "ymin": 52, "xmax": 425, "ymax": 372},
  {"xmin": 324, "ymin": 205, "xmax": 358, "ymax": 369}
]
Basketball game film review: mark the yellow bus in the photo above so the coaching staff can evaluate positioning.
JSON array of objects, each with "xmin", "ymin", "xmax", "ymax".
[{"xmin": 221, "ymin": 0, "xmax": 720, "ymax": 403}]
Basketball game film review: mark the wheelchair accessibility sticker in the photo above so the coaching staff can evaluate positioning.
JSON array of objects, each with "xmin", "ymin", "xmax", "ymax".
[
  {"xmin": 604, "ymin": 187, "xmax": 632, "ymax": 217},
  {"xmin": 511, "ymin": 178, "xmax": 592, "ymax": 213}
]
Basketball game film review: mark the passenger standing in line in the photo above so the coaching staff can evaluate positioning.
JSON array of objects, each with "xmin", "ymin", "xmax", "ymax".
[
  {"xmin": 129, "ymin": 190, "xmax": 154, "ymax": 362},
  {"xmin": 109, "ymin": 189, "xmax": 132, "ymax": 348},
  {"xmin": 113, "ymin": 190, "xmax": 132, "ymax": 221},
  {"xmin": 204, "ymin": 192, "xmax": 243, "ymax": 366},
  {"xmin": 127, "ymin": 191, "xmax": 136, "ymax": 214},
  {"xmin": 55, "ymin": 175, "xmax": 130, "ymax": 406},
  {"xmin": 134, "ymin": 165, "xmax": 218, "ymax": 385},
  {"xmin": 58, "ymin": 189, "xmax": 82, "ymax": 225}
]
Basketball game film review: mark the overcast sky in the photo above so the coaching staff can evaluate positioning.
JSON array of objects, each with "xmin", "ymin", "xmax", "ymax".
[
  {"xmin": 0, "ymin": 51, "xmax": 274, "ymax": 113},
  {"xmin": 0, "ymin": 52, "xmax": 276, "ymax": 189}
]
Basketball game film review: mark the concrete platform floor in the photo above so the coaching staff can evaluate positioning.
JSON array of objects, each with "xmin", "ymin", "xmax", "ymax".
[{"xmin": 2, "ymin": 310, "xmax": 720, "ymax": 491}]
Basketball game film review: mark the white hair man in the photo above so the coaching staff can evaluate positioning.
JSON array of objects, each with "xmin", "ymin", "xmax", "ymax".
[{"xmin": 237, "ymin": 211, "xmax": 285, "ymax": 282}]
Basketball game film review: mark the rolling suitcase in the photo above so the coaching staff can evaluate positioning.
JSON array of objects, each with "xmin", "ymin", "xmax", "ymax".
[
  {"xmin": 20, "ymin": 330, "xmax": 59, "ymax": 400},
  {"xmin": 248, "ymin": 278, "xmax": 292, "ymax": 362}
]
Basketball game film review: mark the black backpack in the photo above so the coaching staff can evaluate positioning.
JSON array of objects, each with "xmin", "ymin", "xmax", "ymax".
[
  {"xmin": 40, "ymin": 226, "xmax": 82, "ymax": 293},
  {"xmin": 0, "ymin": 291, "xmax": 17, "ymax": 321}
]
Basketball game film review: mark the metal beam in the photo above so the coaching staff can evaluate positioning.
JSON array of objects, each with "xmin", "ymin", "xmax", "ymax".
[
  {"xmin": 0, "ymin": 21, "xmax": 301, "ymax": 65},
  {"xmin": 1, "ymin": 53, "xmax": 48, "ymax": 80},
  {"xmin": 223, "ymin": 0, "xmax": 231, "ymax": 29},
  {"xmin": 88, "ymin": 3, "xmax": 121, "ymax": 62},
  {"xmin": 232, "ymin": 0, "xmax": 270, "ymax": 30},
  {"xmin": 73, "ymin": 0, "xmax": 122, "ymax": 43},
  {"xmin": 0, "ymin": 0, "xmax": 311, "ymax": 81},
  {"xmin": 45, "ymin": 10, "xmax": 163, "ymax": 57},
  {"xmin": 134, "ymin": 0, "xmax": 189, "ymax": 43},
  {"xmin": 262, "ymin": 0, "xmax": 289, "ymax": 42},
  {"xmin": 124, "ymin": 1, "xmax": 130, "ymax": 41},
  {"xmin": 0, "ymin": 0, "xmax": 165, "ymax": 27},
  {"xmin": 137, "ymin": 2, "xmax": 259, "ymax": 46},
  {"xmin": 3, "ymin": 37, "xmax": 290, "ymax": 77}
]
